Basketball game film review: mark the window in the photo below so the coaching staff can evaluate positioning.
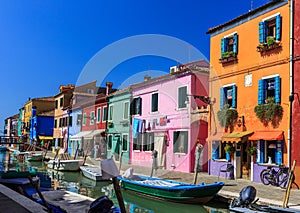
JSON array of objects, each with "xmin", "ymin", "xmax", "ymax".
[
  {"xmin": 221, "ymin": 33, "xmax": 238, "ymax": 58},
  {"xmin": 102, "ymin": 106, "xmax": 107, "ymax": 122},
  {"xmin": 151, "ymin": 93, "xmax": 158, "ymax": 112},
  {"xmin": 122, "ymin": 134, "xmax": 128, "ymax": 151},
  {"xmin": 109, "ymin": 105, "xmax": 113, "ymax": 121},
  {"xmin": 178, "ymin": 86, "xmax": 187, "ymax": 109},
  {"xmin": 130, "ymin": 97, "xmax": 142, "ymax": 115},
  {"xmin": 97, "ymin": 108, "xmax": 101, "ymax": 123},
  {"xmin": 173, "ymin": 131, "xmax": 188, "ymax": 154},
  {"xmin": 59, "ymin": 118, "xmax": 62, "ymax": 127},
  {"xmin": 256, "ymin": 140, "xmax": 282, "ymax": 165},
  {"xmin": 107, "ymin": 135, "xmax": 112, "ymax": 150},
  {"xmin": 212, "ymin": 141, "xmax": 227, "ymax": 160},
  {"xmin": 68, "ymin": 116, "xmax": 72, "ymax": 127},
  {"xmin": 123, "ymin": 102, "xmax": 129, "ymax": 119},
  {"xmin": 220, "ymin": 84, "xmax": 237, "ymax": 109},
  {"xmin": 258, "ymin": 76, "xmax": 281, "ymax": 104},
  {"xmin": 143, "ymin": 132, "xmax": 154, "ymax": 151},
  {"xmin": 76, "ymin": 114, "xmax": 82, "ymax": 125},
  {"xmin": 90, "ymin": 111, "xmax": 95, "ymax": 125},
  {"xmin": 83, "ymin": 113, "xmax": 87, "ymax": 126},
  {"xmin": 60, "ymin": 97, "xmax": 64, "ymax": 108},
  {"xmin": 133, "ymin": 133, "xmax": 143, "ymax": 151},
  {"xmin": 259, "ymin": 14, "xmax": 281, "ymax": 43},
  {"xmin": 55, "ymin": 100, "xmax": 58, "ymax": 109},
  {"xmin": 54, "ymin": 119, "xmax": 57, "ymax": 128}
]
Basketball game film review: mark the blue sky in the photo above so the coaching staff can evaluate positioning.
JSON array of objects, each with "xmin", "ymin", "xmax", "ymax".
[{"xmin": 0, "ymin": 0, "xmax": 270, "ymax": 132}]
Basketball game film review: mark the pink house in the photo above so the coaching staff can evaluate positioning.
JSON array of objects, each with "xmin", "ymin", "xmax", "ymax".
[{"xmin": 130, "ymin": 60, "xmax": 209, "ymax": 173}]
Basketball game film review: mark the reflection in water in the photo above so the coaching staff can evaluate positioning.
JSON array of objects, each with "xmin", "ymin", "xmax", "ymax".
[{"xmin": 0, "ymin": 151, "xmax": 229, "ymax": 213}]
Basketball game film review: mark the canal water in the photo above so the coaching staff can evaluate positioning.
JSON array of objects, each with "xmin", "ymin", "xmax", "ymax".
[{"xmin": 0, "ymin": 151, "xmax": 230, "ymax": 213}]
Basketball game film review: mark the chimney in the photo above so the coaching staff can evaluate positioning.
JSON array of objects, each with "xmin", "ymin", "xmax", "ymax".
[
  {"xmin": 144, "ymin": 75, "xmax": 151, "ymax": 82},
  {"xmin": 106, "ymin": 82, "xmax": 113, "ymax": 95}
]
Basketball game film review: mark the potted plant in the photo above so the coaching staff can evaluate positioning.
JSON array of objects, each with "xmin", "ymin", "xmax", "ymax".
[
  {"xmin": 267, "ymin": 36, "xmax": 275, "ymax": 46},
  {"xmin": 224, "ymin": 144, "xmax": 235, "ymax": 161},
  {"xmin": 246, "ymin": 146, "xmax": 257, "ymax": 156},
  {"xmin": 254, "ymin": 97, "xmax": 283, "ymax": 125},
  {"xmin": 107, "ymin": 122, "xmax": 114, "ymax": 128},
  {"xmin": 217, "ymin": 104, "xmax": 239, "ymax": 128}
]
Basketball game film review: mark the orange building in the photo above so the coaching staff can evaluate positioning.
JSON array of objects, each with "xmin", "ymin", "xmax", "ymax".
[{"xmin": 207, "ymin": 0, "xmax": 290, "ymax": 182}]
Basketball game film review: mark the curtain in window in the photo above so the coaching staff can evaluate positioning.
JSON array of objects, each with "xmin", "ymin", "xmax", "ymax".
[{"xmin": 212, "ymin": 141, "xmax": 219, "ymax": 160}]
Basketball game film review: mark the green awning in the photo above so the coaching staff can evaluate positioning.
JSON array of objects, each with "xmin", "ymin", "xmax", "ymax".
[{"xmin": 222, "ymin": 131, "xmax": 253, "ymax": 143}]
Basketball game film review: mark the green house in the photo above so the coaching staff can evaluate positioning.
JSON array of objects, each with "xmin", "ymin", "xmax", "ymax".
[{"xmin": 107, "ymin": 88, "xmax": 131, "ymax": 164}]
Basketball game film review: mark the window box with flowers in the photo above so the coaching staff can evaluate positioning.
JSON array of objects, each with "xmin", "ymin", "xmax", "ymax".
[
  {"xmin": 107, "ymin": 122, "xmax": 114, "ymax": 128},
  {"xmin": 219, "ymin": 33, "xmax": 238, "ymax": 64},
  {"xmin": 217, "ymin": 104, "xmax": 239, "ymax": 129}
]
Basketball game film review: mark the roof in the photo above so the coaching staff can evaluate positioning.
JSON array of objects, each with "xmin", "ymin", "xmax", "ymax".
[{"xmin": 207, "ymin": 0, "xmax": 287, "ymax": 35}]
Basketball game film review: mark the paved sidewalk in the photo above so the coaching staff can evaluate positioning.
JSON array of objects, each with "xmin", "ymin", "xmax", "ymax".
[{"xmin": 84, "ymin": 156, "xmax": 300, "ymax": 209}]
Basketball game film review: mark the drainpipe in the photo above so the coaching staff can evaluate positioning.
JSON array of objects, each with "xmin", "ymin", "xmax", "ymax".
[{"xmin": 288, "ymin": 0, "xmax": 294, "ymax": 168}]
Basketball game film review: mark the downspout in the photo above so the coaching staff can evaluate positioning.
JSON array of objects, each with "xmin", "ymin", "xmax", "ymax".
[{"xmin": 288, "ymin": 0, "xmax": 294, "ymax": 168}]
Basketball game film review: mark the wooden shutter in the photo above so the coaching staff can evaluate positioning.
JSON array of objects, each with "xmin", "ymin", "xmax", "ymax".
[
  {"xmin": 232, "ymin": 85, "xmax": 237, "ymax": 108},
  {"xmin": 275, "ymin": 140, "xmax": 283, "ymax": 165},
  {"xmin": 275, "ymin": 15, "xmax": 281, "ymax": 41},
  {"xmin": 137, "ymin": 97, "xmax": 142, "ymax": 115},
  {"xmin": 130, "ymin": 99, "xmax": 135, "ymax": 115},
  {"xmin": 233, "ymin": 33, "xmax": 238, "ymax": 54},
  {"xmin": 220, "ymin": 87, "xmax": 226, "ymax": 109},
  {"xmin": 259, "ymin": 22, "xmax": 265, "ymax": 43},
  {"xmin": 221, "ymin": 38, "xmax": 226, "ymax": 57},
  {"xmin": 259, "ymin": 140, "xmax": 265, "ymax": 163},
  {"xmin": 258, "ymin": 79, "xmax": 266, "ymax": 105},
  {"xmin": 274, "ymin": 76, "xmax": 281, "ymax": 104}
]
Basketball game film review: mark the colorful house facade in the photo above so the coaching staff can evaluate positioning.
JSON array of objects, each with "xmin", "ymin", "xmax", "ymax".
[
  {"xmin": 53, "ymin": 84, "xmax": 74, "ymax": 151},
  {"xmin": 107, "ymin": 88, "xmax": 131, "ymax": 164},
  {"xmin": 292, "ymin": 0, "xmax": 300, "ymax": 182},
  {"xmin": 207, "ymin": 0, "xmax": 290, "ymax": 181},
  {"xmin": 130, "ymin": 61, "xmax": 209, "ymax": 173}
]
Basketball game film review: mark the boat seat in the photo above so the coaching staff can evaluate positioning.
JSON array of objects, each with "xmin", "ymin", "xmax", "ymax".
[
  {"xmin": 58, "ymin": 153, "xmax": 71, "ymax": 160},
  {"xmin": 218, "ymin": 163, "xmax": 234, "ymax": 180}
]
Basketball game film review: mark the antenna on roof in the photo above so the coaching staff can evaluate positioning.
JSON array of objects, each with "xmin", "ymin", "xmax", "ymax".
[{"xmin": 250, "ymin": 0, "xmax": 253, "ymax": 11}]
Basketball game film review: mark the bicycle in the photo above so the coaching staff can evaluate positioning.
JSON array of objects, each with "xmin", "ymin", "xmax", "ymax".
[{"xmin": 260, "ymin": 165, "xmax": 289, "ymax": 188}]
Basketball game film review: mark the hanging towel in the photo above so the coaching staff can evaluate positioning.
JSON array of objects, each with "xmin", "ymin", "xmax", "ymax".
[{"xmin": 132, "ymin": 118, "xmax": 139, "ymax": 139}]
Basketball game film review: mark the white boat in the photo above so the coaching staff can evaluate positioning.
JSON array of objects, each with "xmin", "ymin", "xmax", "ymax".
[
  {"xmin": 80, "ymin": 165, "xmax": 103, "ymax": 181},
  {"xmin": 26, "ymin": 153, "xmax": 44, "ymax": 161},
  {"xmin": 47, "ymin": 159, "xmax": 84, "ymax": 171}
]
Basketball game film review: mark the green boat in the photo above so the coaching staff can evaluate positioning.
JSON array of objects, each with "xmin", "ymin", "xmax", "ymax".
[
  {"xmin": 118, "ymin": 175, "xmax": 224, "ymax": 204},
  {"xmin": 0, "ymin": 170, "xmax": 37, "ymax": 179}
]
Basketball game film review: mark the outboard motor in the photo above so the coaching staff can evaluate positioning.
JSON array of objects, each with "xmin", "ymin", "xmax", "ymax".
[
  {"xmin": 230, "ymin": 186, "xmax": 257, "ymax": 208},
  {"xmin": 88, "ymin": 196, "xmax": 114, "ymax": 213}
]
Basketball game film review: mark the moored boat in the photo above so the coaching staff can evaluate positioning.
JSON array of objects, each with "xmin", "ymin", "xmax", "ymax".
[
  {"xmin": 118, "ymin": 170, "xmax": 224, "ymax": 204},
  {"xmin": 26, "ymin": 153, "xmax": 44, "ymax": 161},
  {"xmin": 80, "ymin": 165, "xmax": 103, "ymax": 181},
  {"xmin": 0, "ymin": 146, "xmax": 9, "ymax": 152},
  {"xmin": 47, "ymin": 159, "xmax": 84, "ymax": 171}
]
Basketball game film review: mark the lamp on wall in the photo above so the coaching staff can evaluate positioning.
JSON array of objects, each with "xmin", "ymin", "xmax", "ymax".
[{"xmin": 237, "ymin": 116, "xmax": 245, "ymax": 127}]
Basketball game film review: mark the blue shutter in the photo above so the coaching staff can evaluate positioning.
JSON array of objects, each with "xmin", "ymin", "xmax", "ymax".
[
  {"xmin": 258, "ymin": 79, "xmax": 266, "ymax": 105},
  {"xmin": 220, "ymin": 87, "xmax": 226, "ymax": 109},
  {"xmin": 221, "ymin": 38, "xmax": 226, "ymax": 57},
  {"xmin": 233, "ymin": 33, "xmax": 238, "ymax": 54},
  {"xmin": 232, "ymin": 85, "xmax": 237, "ymax": 108},
  {"xmin": 260, "ymin": 140, "xmax": 265, "ymax": 163},
  {"xmin": 276, "ymin": 15, "xmax": 281, "ymax": 41},
  {"xmin": 259, "ymin": 22, "xmax": 266, "ymax": 43},
  {"xmin": 275, "ymin": 76, "xmax": 281, "ymax": 103},
  {"xmin": 275, "ymin": 140, "xmax": 283, "ymax": 165},
  {"xmin": 212, "ymin": 141, "xmax": 219, "ymax": 160}
]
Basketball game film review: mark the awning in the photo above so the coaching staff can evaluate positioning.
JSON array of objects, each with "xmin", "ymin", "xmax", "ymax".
[
  {"xmin": 39, "ymin": 136, "xmax": 53, "ymax": 140},
  {"xmin": 84, "ymin": 130, "xmax": 104, "ymax": 140},
  {"xmin": 248, "ymin": 130, "xmax": 283, "ymax": 141},
  {"xmin": 70, "ymin": 131, "xmax": 92, "ymax": 140},
  {"xmin": 222, "ymin": 131, "xmax": 254, "ymax": 143}
]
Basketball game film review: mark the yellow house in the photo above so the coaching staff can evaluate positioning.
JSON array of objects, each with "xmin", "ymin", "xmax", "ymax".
[
  {"xmin": 207, "ymin": 0, "xmax": 290, "ymax": 182},
  {"xmin": 23, "ymin": 97, "xmax": 55, "ymax": 141}
]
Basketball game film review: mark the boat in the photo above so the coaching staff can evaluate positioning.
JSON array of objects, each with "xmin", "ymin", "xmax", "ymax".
[
  {"xmin": 229, "ymin": 185, "xmax": 300, "ymax": 213},
  {"xmin": 0, "ymin": 170, "xmax": 37, "ymax": 179},
  {"xmin": 0, "ymin": 146, "xmax": 9, "ymax": 152},
  {"xmin": 80, "ymin": 165, "xmax": 103, "ymax": 181},
  {"xmin": 118, "ymin": 169, "xmax": 224, "ymax": 204},
  {"xmin": 47, "ymin": 159, "xmax": 84, "ymax": 171},
  {"xmin": 26, "ymin": 153, "xmax": 44, "ymax": 161}
]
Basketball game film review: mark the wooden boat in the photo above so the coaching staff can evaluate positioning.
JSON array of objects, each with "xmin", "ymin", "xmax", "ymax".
[
  {"xmin": 80, "ymin": 165, "xmax": 103, "ymax": 181},
  {"xmin": 0, "ymin": 170, "xmax": 36, "ymax": 179},
  {"xmin": 26, "ymin": 153, "xmax": 44, "ymax": 161},
  {"xmin": 47, "ymin": 159, "xmax": 84, "ymax": 171},
  {"xmin": 230, "ymin": 205, "xmax": 300, "ymax": 213},
  {"xmin": 118, "ymin": 175, "xmax": 224, "ymax": 204}
]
